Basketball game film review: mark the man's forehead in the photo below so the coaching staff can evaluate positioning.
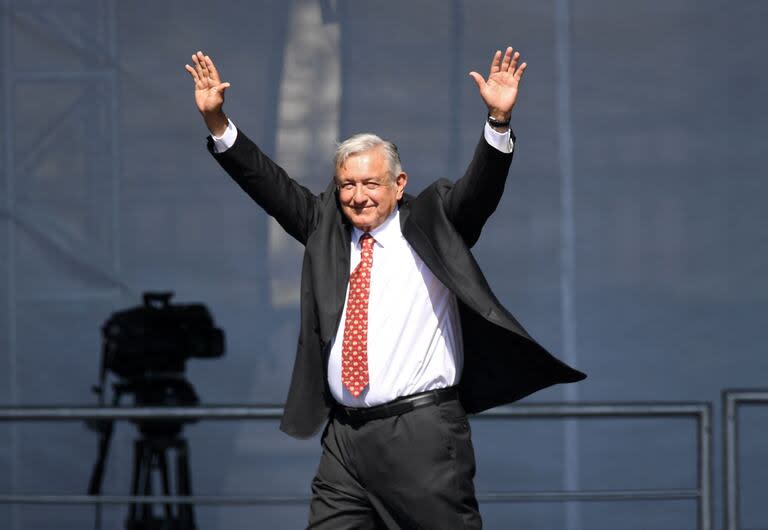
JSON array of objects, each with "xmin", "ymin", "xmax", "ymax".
[{"xmin": 336, "ymin": 148, "xmax": 388, "ymax": 176}]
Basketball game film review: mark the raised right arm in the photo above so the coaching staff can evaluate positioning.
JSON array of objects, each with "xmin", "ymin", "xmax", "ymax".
[
  {"xmin": 186, "ymin": 51, "xmax": 320, "ymax": 244},
  {"xmin": 185, "ymin": 51, "xmax": 230, "ymax": 137},
  {"xmin": 209, "ymin": 127, "xmax": 320, "ymax": 245}
]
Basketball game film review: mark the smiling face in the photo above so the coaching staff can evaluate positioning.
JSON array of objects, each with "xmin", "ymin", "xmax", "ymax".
[{"xmin": 336, "ymin": 147, "xmax": 407, "ymax": 232}]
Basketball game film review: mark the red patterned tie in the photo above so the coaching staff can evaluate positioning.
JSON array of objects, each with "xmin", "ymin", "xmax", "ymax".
[{"xmin": 341, "ymin": 233, "xmax": 374, "ymax": 397}]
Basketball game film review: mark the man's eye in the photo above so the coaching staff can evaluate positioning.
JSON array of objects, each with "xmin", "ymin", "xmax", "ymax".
[
  {"xmin": 365, "ymin": 183, "xmax": 379, "ymax": 190},
  {"xmin": 342, "ymin": 184, "xmax": 355, "ymax": 190}
]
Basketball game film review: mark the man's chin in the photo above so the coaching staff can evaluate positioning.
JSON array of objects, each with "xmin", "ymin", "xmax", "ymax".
[
  {"xmin": 344, "ymin": 212, "xmax": 372, "ymax": 231},
  {"xmin": 351, "ymin": 218, "xmax": 379, "ymax": 232}
]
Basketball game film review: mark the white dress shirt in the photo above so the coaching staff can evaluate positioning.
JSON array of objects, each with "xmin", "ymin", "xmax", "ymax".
[
  {"xmin": 328, "ymin": 208, "xmax": 464, "ymax": 406},
  {"xmin": 210, "ymin": 120, "xmax": 515, "ymax": 407}
]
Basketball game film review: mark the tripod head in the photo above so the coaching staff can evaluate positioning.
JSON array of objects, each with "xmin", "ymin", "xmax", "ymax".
[{"xmin": 114, "ymin": 374, "xmax": 200, "ymax": 437}]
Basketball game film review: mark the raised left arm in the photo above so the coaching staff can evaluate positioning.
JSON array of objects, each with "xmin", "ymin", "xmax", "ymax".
[
  {"xmin": 468, "ymin": 46, "xmax": 527, "ymax": 132},
  {"xmin": 443, "ymin": 47, "xmax": 526, "ymax": 245}
]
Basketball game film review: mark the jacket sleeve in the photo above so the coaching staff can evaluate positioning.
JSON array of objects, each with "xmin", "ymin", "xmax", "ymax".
[
  {"xmin": 208, "ymin": 129, "xmax": 321, "ymax": 245},
  {"xmin": 442, "ymin": 131, "xmax": 515, "ymax": 247}
]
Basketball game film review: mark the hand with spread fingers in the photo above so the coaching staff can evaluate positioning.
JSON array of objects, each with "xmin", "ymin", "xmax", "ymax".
[
  {"xmin": 469, "ymin": 46, "xmax": 527, "ymax": 127},
  {"xmin": 185, "ymin": 51, "xmax": 230, "ymax": 136}
]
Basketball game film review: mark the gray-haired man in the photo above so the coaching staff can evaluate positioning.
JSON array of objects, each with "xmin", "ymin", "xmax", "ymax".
[{"xmin": 186, "ymin": 46, "xmax": 585, "ymax": 528}]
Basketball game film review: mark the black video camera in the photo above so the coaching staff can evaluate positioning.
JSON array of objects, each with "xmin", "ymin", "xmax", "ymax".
[{"xmin": 102, "ymin": 292, "xmax": 224, "ymax": 380}]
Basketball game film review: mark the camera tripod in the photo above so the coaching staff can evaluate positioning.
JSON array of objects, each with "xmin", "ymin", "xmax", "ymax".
[
  {"xmin": 89, "ymin": 377, "xmax": 199, "ymax": 530},
  {"xmin": 126, "ymin": 428, "xmax": 196, "ymax": 530}
]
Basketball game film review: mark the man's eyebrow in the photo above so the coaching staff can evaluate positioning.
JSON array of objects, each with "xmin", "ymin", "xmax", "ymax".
[{"xmin": 339, "ymin": 176, "xmax": 384, "ymax": 183}]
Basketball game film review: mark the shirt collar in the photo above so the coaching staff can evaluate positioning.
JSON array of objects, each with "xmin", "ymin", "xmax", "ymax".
[{"xmin": 352, "ymin": 207, "xmax": 401, "ymax": 249}]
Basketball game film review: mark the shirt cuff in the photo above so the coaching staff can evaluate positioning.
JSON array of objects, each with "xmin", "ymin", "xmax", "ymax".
[
  {"xmin": 483, "ymin": 121, "xmax": 514, "ymax": 153},
  {"xmin": 210, "ymin": 119, "xmax": 238, "ymax": 153}
]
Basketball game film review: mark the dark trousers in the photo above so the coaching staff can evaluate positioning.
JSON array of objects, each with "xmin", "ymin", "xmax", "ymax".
[{"xmin": 307, "ymin": 397, "xmax": 481, "ymax": 529}]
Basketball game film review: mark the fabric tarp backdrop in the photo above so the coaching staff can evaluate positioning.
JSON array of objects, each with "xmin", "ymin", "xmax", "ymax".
[{"xmin": 1, "ymin": 1, "xmax": 766, "ymax": 528}]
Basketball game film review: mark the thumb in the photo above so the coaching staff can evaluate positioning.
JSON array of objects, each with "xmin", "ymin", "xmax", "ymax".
[
  {"xmin": 468, "ymin": 72, "xmax": 485, "ymax": 91},
  {"xmin": 216, "ymin": 82, "xmax": 231, "ymax": 93}
]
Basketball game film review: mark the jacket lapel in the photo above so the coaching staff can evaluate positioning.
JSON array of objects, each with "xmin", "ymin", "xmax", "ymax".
[
  {"xmin": 399, "ymin": 197, "xmax": 463, "ymax": 304},
  {"xmin": 333, "ymin": 218, "xmax": 351, "ymax": 332},
  {"xmin": 307, "ymin": 185, "xmax": 351, "ymax": 346}
]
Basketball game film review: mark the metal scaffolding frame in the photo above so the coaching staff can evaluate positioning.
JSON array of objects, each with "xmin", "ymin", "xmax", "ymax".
[
  {"xmin": 2, "ymin": 0, "xmax": 122, "ymax": 293},
  {"xmin": 0, "ymin": 401, "xmax": 712, "ymax": 530},
  {"xmin": 723, "ymin": 389, "xmax": 768, "ymax": 530},
  {"xmin": 2, "ymin": 3, "xmax": 119, "ymax": 528}
]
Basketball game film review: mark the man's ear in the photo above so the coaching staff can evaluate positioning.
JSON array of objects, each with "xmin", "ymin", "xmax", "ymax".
[{"xmin": 395, "ymin": 172, "xmax": 408, "ymax": 199}]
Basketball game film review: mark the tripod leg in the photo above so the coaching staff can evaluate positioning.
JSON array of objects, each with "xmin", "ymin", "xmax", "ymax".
[
  {"xmin": 157, "ymin": 450, "xmax": 174, "ymax": 521},
  {"xmin": 177, "ymin": 440, "xmax": 195, "ymax": 528},
  {"xmin": 140, "ymin": 445, "xmax": 154, "ymax": 522},
  {"xmin": 88, "ymin": 420, "xmax": 114, "ymax": 495},
  {"xmin": 89, "ymin": 421, "xmax": 114, "ymax": 530},
  {"xmin": 127, "ymin": 439, "xmax": 142, "ymax": 522}
]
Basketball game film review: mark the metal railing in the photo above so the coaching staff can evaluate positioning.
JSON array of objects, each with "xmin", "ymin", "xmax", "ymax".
[
  {"xmin": 478, "ymin": 402, "xmax": 711, "ymax": 530},
  {"xmin": 723, "ymin": 389, "xmax": 768, "ymax": 530},
  {"xmin": 0, "ymin": 402, "xmax": 712, "ymax": 529}
]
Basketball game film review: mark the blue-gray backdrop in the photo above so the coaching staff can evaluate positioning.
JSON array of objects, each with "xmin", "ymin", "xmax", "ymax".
[{"xmin": 1, "ymin": 1, "xmax": 766, "ymax": 529}]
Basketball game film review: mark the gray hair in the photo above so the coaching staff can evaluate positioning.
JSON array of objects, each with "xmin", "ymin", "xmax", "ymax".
[{"xmin": 334, "ymin": 133, "xmax": 402, "ymax": 181}]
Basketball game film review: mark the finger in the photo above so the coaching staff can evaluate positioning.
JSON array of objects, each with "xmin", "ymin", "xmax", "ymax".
[
  {"xmin": 205, "ymin": 55, "xmax": 221, "ymax": 83},
  {"xmin": 500, "ymin": 47, "xmax": 513, "ymax": 71},
  {"xmin": 216, "ymin": 82, "xmax": 231, "ymax": 93},
  {"xmin": 468, "ymin": 71, "xmax": 485, "ymax": 91},
  {"xmin": 204, "ymin": 55, "xmax": 220, "ymax": 83},
  {"xmin": 192, "ymin": 53, "xmax": 205, "ymax": 78},
  {"xmin": 185, "ymin": 64, "xmax": 204, "ymax": 88},
  {"xmin": 489, "ymin": 50, "xmax": 502, "ymax": 76},
  {"xmin": 509, "ymin": 51, "xmax": 520, "ymax": 72},
  {"xmin": 514, "ymin": 62, "xmax": 528, "ymax": 81},
  {"xmin": 197, "ymin": 51, "xmax": 209, "ymax": 77},
  {"xmin": 184, "ymin": 64, "xmax": 199, "ymax": 82}
]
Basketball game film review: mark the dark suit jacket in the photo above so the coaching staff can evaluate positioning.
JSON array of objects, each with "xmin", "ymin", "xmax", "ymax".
[{"xmin": 210, "ymin": 129, "xmax": 586, "ymax": 439}]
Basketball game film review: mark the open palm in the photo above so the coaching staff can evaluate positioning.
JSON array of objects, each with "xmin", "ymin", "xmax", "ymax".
[
  {"xmin": 469, "ymin": 47, "xmax": 527, "ymax": 118},
  {"xmin": 185, "ymin": 51, "xmax": 230, "ymax": 114}
]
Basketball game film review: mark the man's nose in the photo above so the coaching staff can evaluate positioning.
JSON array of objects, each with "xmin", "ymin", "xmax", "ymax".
[{"xmin": 352, "ymin": 185, "xmax": 367, "ymax": 203}]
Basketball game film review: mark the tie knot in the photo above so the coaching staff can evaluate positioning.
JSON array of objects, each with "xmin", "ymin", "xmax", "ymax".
[{"xmin": 359, "ymin": 233, "xmax": 374, "ymax": 250}]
